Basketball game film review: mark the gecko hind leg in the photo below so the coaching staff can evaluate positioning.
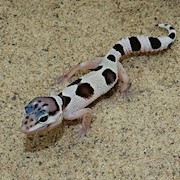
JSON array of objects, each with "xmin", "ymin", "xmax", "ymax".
[
  {"xmin": 118, "ymin": 62, "xmax": 131, "ymax": 101},
  {"xmin": 57, "ymin": 57, "xmax": 103, "ymax": 85}
]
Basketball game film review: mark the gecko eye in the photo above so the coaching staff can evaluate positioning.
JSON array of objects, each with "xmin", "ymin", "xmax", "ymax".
[{"xmin": 38, "ymin": 115, "xmax": 48, "ymax": 123}]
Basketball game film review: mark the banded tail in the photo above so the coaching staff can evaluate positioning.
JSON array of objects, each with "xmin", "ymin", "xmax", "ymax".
[{"xmin": 105, "ymin": 23, "xmax": 176, "ymax": 61}]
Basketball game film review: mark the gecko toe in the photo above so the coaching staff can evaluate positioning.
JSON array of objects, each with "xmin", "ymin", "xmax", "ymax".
[{"xmin": 74, "ymin": 126, "xmax": 89, "ymax": 141}]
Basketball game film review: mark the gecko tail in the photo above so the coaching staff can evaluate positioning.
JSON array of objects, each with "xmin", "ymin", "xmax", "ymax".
[{"xmin": 104, "ymin": 23, "xmax": 176, "ymax": 61}]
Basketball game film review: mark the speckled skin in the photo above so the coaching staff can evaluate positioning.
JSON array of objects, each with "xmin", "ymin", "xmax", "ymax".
[{"xmin": 21, "ymin": 24, "xmax": 176, "ymax": 138}]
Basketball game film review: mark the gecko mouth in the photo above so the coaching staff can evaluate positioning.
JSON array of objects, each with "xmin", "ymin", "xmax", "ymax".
[
  {"xmin": 20, "ymin": 124, "xmax": 48, "ymax": 134},
  {"xmin": 20, "ymin": 121, "xmax": 60, "ymax": 134}
]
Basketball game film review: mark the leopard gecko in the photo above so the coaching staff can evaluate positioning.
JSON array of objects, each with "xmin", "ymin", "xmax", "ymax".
[{"xmin": 21, "ymin": 24, "xmax": 176, "ymax": 138}]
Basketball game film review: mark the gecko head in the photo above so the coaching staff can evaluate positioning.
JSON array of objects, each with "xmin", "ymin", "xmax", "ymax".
[{"xmin": 21, "ymin": 96, "xmax": 63, "ymax": 134}]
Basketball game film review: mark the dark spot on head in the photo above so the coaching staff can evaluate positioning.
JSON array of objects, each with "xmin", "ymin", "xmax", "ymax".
[
  {"xmin": 24, "ymin": 121, "xmax": 28, "ymax": 125},
  {"xmin": 30, "ymin": 119, "xmax": 33, "ymax": 122},
  {"xmin": 42, "ymin": 103, "xmax": 48, "ymax": 107},
  {"xmin": 25, "ymin": 116, "xmax": 29, "ymax": 119},
  {"xmin": 129, "ymin": 36, "xmax": 141, "ymax": 51},
  {"xmin": 38, "ymin": 100, "xmax": 42, "ymax": 103},
  {"xmin": 107, "ymin": 54, "xmax": 116, "ymax": 62},
  {"xmin": 68, "ymin": 78, "xmax": 82, "ymax": 87},
  {"xmin": 102, "ymin": 69, "xmax": 117, "ymax": 85},
  {"xmin": 169, "ymin": 26, "xmax": 175, "ymax": 30},
  {"xmin": 76, "ymin": 83, "xmax": 94, "ymax": 98},
  {"xmin": 149, "ymin": 37, "xmax": 161, "ymax": 49},
  {"xmin": 169, "ymin": 32, "xmax": 175, "ymax": 39},
  {"xmin": 25, "ymin": 106, "xmax": 28, "ymax": 113},
  {"xmin": 113, "ymin": 44, "xmax": 124, "ymax": 55},
  {"xmin": 92, "ymin": 65, "xmax": 103, "ymax": 71},
  {"xmin": 34, "ymin": 104, "xmax": 38, "ymax": 109},
  {"xmin": 59, "ymin": 92, "xmax": 71, "ymax": 109},
  {"xmin": 38, "ymin": 110, "xmax": 45, "ymax": 116},
  {"xmin": 30, "ymin": 125, "xmax": 33, "ymax": 128}
]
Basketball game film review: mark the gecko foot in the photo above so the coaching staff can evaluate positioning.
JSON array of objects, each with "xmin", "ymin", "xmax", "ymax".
[
  {"xmin": 74, "ymin": 125, "xmax": 89, "ymax": 140},
  {"xmin": 120, "ymin": 83, "xmax": 132, "ymax": 102}
]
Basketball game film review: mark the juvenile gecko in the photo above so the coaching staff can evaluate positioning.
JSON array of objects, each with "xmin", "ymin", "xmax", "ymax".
[{"xmin": 21, "ymin": 24, "xmax": 176, "ymax": 138}]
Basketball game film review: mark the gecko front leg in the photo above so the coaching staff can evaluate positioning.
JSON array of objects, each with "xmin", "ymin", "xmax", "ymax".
[
  {"xmin": 63, "ymin": 108, "xmax": 92, "ymax": 139},
  {"xmin": 57, "ymin": 57, "xmax": 103, "ymax": 85}
]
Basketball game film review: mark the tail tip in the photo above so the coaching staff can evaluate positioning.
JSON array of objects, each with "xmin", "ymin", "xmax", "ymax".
[{"xmin": 157, "ymin": 23, "xmax": 166, "ymax": 27}]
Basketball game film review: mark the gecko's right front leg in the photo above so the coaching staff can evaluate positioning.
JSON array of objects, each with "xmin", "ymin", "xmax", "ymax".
[{"xmin": 57, "ymin": 57, "xmax": 103, "ymax": 85}]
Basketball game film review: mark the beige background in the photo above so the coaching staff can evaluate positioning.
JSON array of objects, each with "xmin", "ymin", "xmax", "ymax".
[{"xmin": 1, "ymin": 0, "xmax": 179, "ymax": 179}]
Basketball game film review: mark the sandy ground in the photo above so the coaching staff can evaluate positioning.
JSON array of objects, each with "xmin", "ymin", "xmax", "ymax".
[{"xmin": 1, "ymin": 0, "xmax": 180, "ymax": 179}]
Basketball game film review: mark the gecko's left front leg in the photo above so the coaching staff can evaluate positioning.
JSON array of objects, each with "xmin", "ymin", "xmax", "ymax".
[{"xmin": 63, "ymin": 108, "xmax": 92, "ymax": 139}]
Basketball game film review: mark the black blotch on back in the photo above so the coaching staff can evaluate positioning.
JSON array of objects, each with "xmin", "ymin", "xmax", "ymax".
[
  {"xmin": 129, "ymin": 36, "xmax": 141, "ymax": 51},
  {"xmin": 149, "ymin": 37, "xmax": 161, "ymax": 49},
  {"xmin": 92, "ymin": 65, "xmax": 103, "ymax": 71},
  {"xmin": 76, "ymin": 83, "xmax": 94, "ymax": 99},
  {"xmin": 102, "ymin": 69, "xmax": 116, "ymax": 85},
  {"xmin": 113, "ymin": 44, "xmax": 125, "ymax": 55},
  {"xmin": 169, "ymin": 32, "xmax": 175, "ymax": 39},
  {"xmin": 68, "ymin": 78, "xmax": 82, "ymax": 87},
  {"xmin": 59, "ymin": 92, "xmax": 71, "ymax": 109},
  {"xmin": 107, "ymin": 54, "xmax": 116, "ymax": 62}
]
